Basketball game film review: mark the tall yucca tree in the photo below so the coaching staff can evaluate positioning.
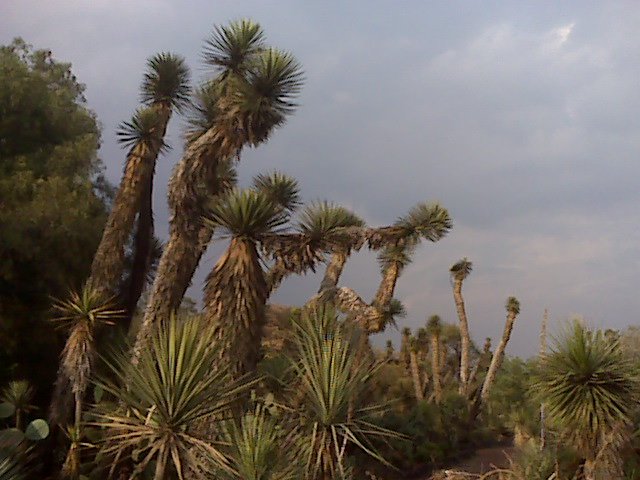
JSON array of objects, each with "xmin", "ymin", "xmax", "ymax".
[
  {"xmin": 427, "ymin": 315, "xmax": 443, "ymax": 404},
  {"xmin": 400, "ymin": 327, "xmax": 412, "ymax": 372},
  {"xmin": 533, "ymin": 321, "xmax": 640, "ymax": 480},
  {"xmin": 480, "ymin": 297, "xmax": 520, "ymax": 402},
  {"xmin": 450, "ymin": 258, "xmax": 473, "ymax": 395},
  {"xmin": 203, "ymin": 188, "xmax": 290, "ymax": 378},
  {"xmin": 135, "ymin": 20, "xmax": 303, "ymax": 362},
  {"xmin": 89, "ymin": 53, "xmax": 190, "ymax": 299},
  {"xmin": 408, "ymin": 336, "xmax": 424, "ymax": 402},
  {"xmin": 95, "ymin": 315, "xmax": 254, "ymax": 480}
]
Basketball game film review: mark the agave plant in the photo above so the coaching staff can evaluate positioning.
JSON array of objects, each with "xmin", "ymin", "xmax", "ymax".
[
  {"xmin": 532, "ymin": 321, "xmax": 640, "ymax": 480},
  {"xmin": 95, "ymin": 315, "xmax": 255, "ymax": 479},
  {"xmin": 288, "ymin": 306, "xmax": 402, "ymax": 480}
]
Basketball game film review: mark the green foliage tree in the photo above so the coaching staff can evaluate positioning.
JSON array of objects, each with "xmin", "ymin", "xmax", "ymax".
[{"xmin": 0, "ymin": 38, "xmax": 110, "ymax": 396}]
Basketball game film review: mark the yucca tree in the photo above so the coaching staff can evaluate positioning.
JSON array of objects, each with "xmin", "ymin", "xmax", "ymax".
[
  {"xmin": 450, "ymin": 258, "xmax": 473, "ymax": 395},
  {"xmin": 135, "ymin": 20, "xmax": 303, "ymax": 362},
  {"xmin": 384, "ymin": 340, "xmax": 395, "ymax": 362},
  {"xmin": 203, "ymin": 188, "xmax": 290, "ymax": 378},
  {"xmin": 533, "ymin": 321, "xmax": 640, "ymax": 480},
  {"xmin": 288, "ymin": 307, "xmax": 400, "ymax": 480},
  {"xmin": 481, "ymin": 296, "xmax": 520, "ymax": 402},
  {"xmin": 95, "ymin": 315, "xmax": 254, "ymax": 480},
  {"xmin": 49, "ymin": 286, "xmax": 122, "ymax": 478},
  {"xmin": 427, "ymin": 315, "xmax": 443, "ymax": 404},
  {"xmin": 89, "ymin": 53, "xmax": 190, "ymax": 300},
  {"xmin": 400, "ymin": 327, "xmax": 412, "ymax": 372},
  {"xmin": 330, "ymin": 202, "xmax": 452, "ymax": 333}
]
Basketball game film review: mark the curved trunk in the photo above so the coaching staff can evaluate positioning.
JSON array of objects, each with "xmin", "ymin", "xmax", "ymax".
[
  {"xmin": 89, "ymin": 105, "xmax": 171, "ymax": 298},
  {"xmin": 318, "ymin": 251, "xmax": 348, "ymax": 293},
  {"xmin": 204, "ymin": 238, "xmax": 268, "ymax": 378},
  {"xmin": 480, "ymin": 311, "xmax": 518, "ymax": 402},
  {"xmin": 372, "ymin": 261, "xmax": 399, "ymax": 314},
  {"xmin": 431, "ymin": 334, "xmax": 442, "ymax": 404},
  {"xmin": 409, "ymin": 350, "xmax": 424, "ymax": 401},
  {"xmin": 453, "ymin": 278, "xmax": 471, "ymax": 395},
  {"xmin": 132, "ymin": 125, "xmax": 239, "ymax": 363},
  {"xmin": 123, "ymin": 175, "xmax": 154, "ymax": 325}
]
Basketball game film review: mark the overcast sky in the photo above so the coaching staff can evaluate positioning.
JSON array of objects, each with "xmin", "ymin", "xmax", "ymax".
[{"xmin": 3, "ymin": 1, "xmax": 640, "ymax": 357}]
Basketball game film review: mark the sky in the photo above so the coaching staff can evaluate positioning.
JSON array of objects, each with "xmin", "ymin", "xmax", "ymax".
[{"xmin": 3, "ymin": 1, "xmax": 640, "ymax": 357}]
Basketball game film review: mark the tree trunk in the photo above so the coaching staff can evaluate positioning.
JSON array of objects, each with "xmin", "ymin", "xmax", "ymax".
[
  {"xmin": 123, "ymin": 175, "xmax": 154, "ymax": 325},
  {"xmin": 89, "ymin": 106, "xmax": 170, "ymax": 298},
  {"xmin": 431, "ymin": 334, "xmax": 442, "ymax": 404},
  {"xmin": 409, "ymin": 350, "xmax": 424, "ymax": 401},
  {"xmin": 583, "ymin": 457, "xmax": 596, "ymax": 480},
  {"xmin": 132, "ymin": 124, "xmax": 239, "ymax": 363},
  {"xmin": 453, "ymin": 278, "xmax": 471, "ymax": 395},
  {"xmin": 318, "ymin": 251, "xmax": 348, "ymax": 293},
  {"xmin": 480, "ymin": 312, "xmax": 518, "ymax": 402},
  {"xmin": 204, "ymin": 239, "xmax": 268, "ymax": 378},
  {"xmin": 372, "ymin": 261, "xmax": 399, "ymax": 313}
]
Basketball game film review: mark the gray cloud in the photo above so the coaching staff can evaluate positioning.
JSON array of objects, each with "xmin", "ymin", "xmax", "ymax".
[{"xmin": 3, "ymin": 0, "xmax": 640, "ymax": 357}]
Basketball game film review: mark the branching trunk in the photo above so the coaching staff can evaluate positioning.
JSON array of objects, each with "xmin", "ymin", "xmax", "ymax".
[
  {"xmin": 453, "ymin": 278, "xmax": 471, "ymax": 395},
  {"xmin": 480, "ymin": 311, "xmax": 518, "ymax": 402},
  {"xmin": 89, "ymin": 106, "xmax": 170, "ymax": 298},
  {"xmin": 318, "ymin": 251, "xmax": 348, "ymax": 293},
  {"xmin": 372, "ymin": 261, "xmax": 399, "ymax": 312}
]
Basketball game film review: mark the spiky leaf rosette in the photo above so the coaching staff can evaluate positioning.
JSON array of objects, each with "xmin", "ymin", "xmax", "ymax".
[
  {"xmin": 203, "ymin": 19, "xmax": 266, "ymax": 75},
  {"xmin": 252, "ymin": 170, "xmax": 301, "ymax": 214},
  {"xmin": 506, "ymin": 296, "xmax": 520, "ymax": 315},
  {"xmin": 116, "ymin": 107, "xmax": 169, "ymax": 153},
  {"xmin": 289, "ymin": 306, "xmax": 403, "ymax": 478},
  {"xmin": 427, "ymin": 315, "xmax": 442, "ymax": 335},
  {"xmin": 221, "ymin": 48, "xmax": 304, "ymax": 145},
  {"xmin": 185, "ymin": 80, "xmax": 223, "ymax": 142},
  {"xmin": 141, "ymin": 52, "xmax": 191, "ymax": 112},
  {"xmin": 0, "ymin": 382, "xmax": 35, "ymax": 417},
  {"xmin": 533, "ymin": 321, "xmax": 640, "ymax": 457},
  {"xmin": 395, "ymin": 202, "xmax": 452, "ymax": 245},
  {"xmin": 450, "ymin": 257, "xmax": 473, "ymax": 281},
  {"xmin": 217, "ymin": 404, "xmax": 300, "ymax": 480},
  {"xmin": 377, "ymin": 244, "xmax": 415, "ymax": 273},
  {"xmin": 94, "ymin": 315, "xmax": 254, "ymax": 478}
]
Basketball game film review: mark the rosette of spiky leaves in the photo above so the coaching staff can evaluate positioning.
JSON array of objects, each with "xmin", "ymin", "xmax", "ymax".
[
  {"xmin": 252, "ymin": 171, "xmax": 301, "ymax": 216},
  {"xmin": 95, "ymin": 315, "xmax": 254, "ymax": 479},
  {"xmin": 221, "ymin": 48, "xmax": 304, "ymax": 146},
  {"xmin": 0, "ymin": 381, "xmax": 35, "ymax": 430},
  {"xmin": 289, "ymin": 306, "xmax": 402, "ymax": 479},
  {"xmin": 263, "ymin": 203, "xmax": 365, "ymax": 294},
  {"xmin": 203, "ymin": 189, "xmax": 289, "ymax": 378},
  {"xmin": 50, "ymin": 285, "xmax": 123, "ymax": 427},
  {"xmin": 116, "ymin": 107, "xmax": 169, "ymax": 154},
  {"xmin": 450, "ymin": 257, "xmax": 473, "ymax": 283},
  {"xmin": 379, "ymin": 298, "xmax": 407, "ymax": 331},
  {"xmin": 185, "ymin": 80, "xmax": 223, "ymax": 143},
  {"xmin": 203, "ymin": 19, "xmax": 266, "ymax": 76},
  {"xmin": 217, "ymin": 404, "xmax": 300, "ymax": 480},
  {"xmin": 140, "ymin": 52, "xmax": 191, "ymax": 112},
  {"xmin": 533, "ymin": 321, "xmax": 640, "ymax": 462}
]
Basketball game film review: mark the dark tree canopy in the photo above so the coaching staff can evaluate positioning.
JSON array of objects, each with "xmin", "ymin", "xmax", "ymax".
[{"xmin": 0, "ymin": 39, "xmax": 110, "ymax": 392}]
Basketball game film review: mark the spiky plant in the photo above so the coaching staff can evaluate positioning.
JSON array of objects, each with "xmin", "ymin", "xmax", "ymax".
[
  {"xmin": 481, "ymin": 297, "xmax": 520, "ymax": 403},
  {"xmin": 427, "ymin": 315, "xmax": 443, "ymax": 404},
  {"xmin": 400, "ymin": 327, "xmax": 412, "ymax": 372},
  {"xmin": 203, "ymin": 188, "xmax": 289, "ymax": 378},
  {"xmin": 218, "ymin": 404, "xmax": 300, "ymax": 480},
  {"xmin": 0, "ymin": 381, "xmax": 35, "ymax": 430},
  {"xmin": 408, "ymin": 337, "xmax": 424, "ymax": 402},
  {"xmin": 450, "ymin": 258, "xmax": 473, "ymax": 395},
  {"xmin": 89, "ymin": 53, "xmax": 190, "ymax": 301},
  {"xmin": 252, "ymin": 171, "xmax": 301, "ymax": 214},
  {"xmin": 135, "ymin": 20, "xmax": 303, "ymax": 362},
  {"xmin": 95, "ymin": 315, "xmax": 254, "ymax": 480},
  {"xmin": 288, "ymin": 307, "xmax": 401, "ymax": 480},
  {"xmin": 49, "ymin": 285, "xmax": 122, "ymax": 477},
  {"xmin": 533, "ymin": 321, "xmax": 640, "ymax": 479}
]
